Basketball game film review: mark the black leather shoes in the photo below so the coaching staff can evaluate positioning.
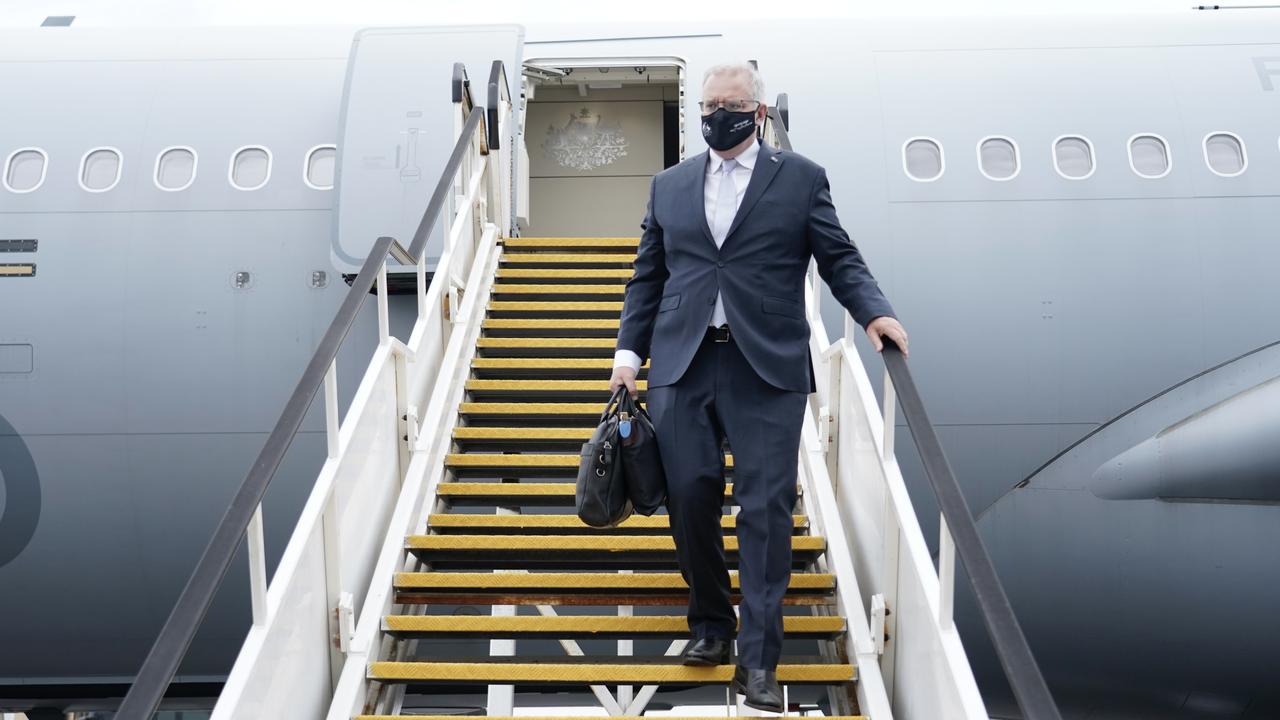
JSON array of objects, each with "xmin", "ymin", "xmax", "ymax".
[
  {"xmin": 731, "ymin": 665, "xmax": 784, "ymax": 713},
  {"xmin": 682, "ymin": 636, "xmax": 731, "ymax": 666}
]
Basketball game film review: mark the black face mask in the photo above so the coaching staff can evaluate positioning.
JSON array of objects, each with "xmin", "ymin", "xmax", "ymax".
[{"xmin": 701, "ymin": 107, "xmax": 758, "ymax": 151}]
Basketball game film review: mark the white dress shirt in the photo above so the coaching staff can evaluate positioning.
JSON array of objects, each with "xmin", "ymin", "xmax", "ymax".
[{"xmin": 614, "ymin": 140, "xmax": 760, "ymax": 372}]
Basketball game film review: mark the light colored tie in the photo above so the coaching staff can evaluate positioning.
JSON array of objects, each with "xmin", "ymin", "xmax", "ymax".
[
  {"xmin": 709, "ymin": 158, "xmax": 737, "ymax": 328},
  {"xmin": 711, "ymin": 158, "xmax": 738, "ymax": 246}
]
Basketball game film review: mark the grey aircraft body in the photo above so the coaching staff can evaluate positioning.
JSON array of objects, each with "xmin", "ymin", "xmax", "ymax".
[{"xmin": 0, "ymin": 12, "xmax": 1277, "ymax": 718}]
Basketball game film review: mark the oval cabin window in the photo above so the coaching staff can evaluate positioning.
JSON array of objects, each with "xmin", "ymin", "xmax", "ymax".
[
  {"xmin": 903, "ymin": 138, "xmax": 943, "ymax": 182},
  {"xmin": 978, "ymin": 137, "xmax": 1019, "ymax": 181},
  {"xmin": 81, "ymin": 148, "xmax": 122, "ymax": 192},
  {"xmin": 305, "ymin": 145, "xmax": 337, "ymax": 189},
  {"xmin": 1203, "ymin": 133, "xmax": 1246, "ymax": 177},
  {"xmin": 1128, "ymin": 135, "xmax": 1170, "ymax": 178},
  {"xmin": 1053, "ymin": 136, "xmax": 1094, "ymax": 179},
  {"xmin": 156, "ymin": 147, "xmax": 197, "ymax": 191},
  {"xmin": 230, "ymin": 146, "xmax": 271, "ymax": 190},
  {"xmin": 4, "ymin": 149, "xmax": 48, "ymax": 193}
]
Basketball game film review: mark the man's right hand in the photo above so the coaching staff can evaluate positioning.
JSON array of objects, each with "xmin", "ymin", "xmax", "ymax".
[{"xmin": 610, "ymin": 366, "xmax": 639, "ymax": 399}]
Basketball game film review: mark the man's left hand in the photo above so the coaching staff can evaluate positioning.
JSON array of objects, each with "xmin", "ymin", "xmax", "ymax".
[{"xmin": 866, "ymin": 316, "xmax": 909, "ymax": 357}]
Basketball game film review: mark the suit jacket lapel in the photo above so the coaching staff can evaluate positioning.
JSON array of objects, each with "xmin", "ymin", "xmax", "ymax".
[{"xmin": 724, "ymin": 140, "xmax": 785, "ymax": 242}]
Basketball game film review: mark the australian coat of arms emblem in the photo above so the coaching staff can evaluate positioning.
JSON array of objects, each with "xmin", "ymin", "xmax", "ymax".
[{"xmin": 542, "ymin": 107, "xmax": 629, "ymax": 171}]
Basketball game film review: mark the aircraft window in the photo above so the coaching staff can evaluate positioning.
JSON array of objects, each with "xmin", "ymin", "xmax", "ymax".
[
  {"xmin": 304, "ymin": 145, "xmax": 337, "ymax": 190},
  {"xmin": 155, "ymin": 147, "xmax": 197, "ymax": 191},
  {"xmin": 1128, "ymin": 134, "xmax": 1171, "ymax": 178},
  {"xmin": 230, "ymin": 146, "xmax": 271, "ymax": 190},
  {"xmin": 4, "ymin": 148, "xmax": 48, "ymax": 193},
  {"xmin": 1203, "ymin": 132, "xmax": 1246, "ymax": 177},
  {"xmin": 902, "ymin": 138, "xmax": 943, "ymax": 182},
  {"xmin": 1052, "ymin": 135, "xmax": 1094, "ymax": 179},
  {"xmin": 80, "ymin": 147, "xmax": 122, "ymax": 192},
  {"xmin": 977, "ymin": 136, "xmax": 1019, "ymax": 181}
]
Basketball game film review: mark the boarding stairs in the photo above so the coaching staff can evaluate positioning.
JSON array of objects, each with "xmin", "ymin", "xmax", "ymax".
[
  {"xmin": 118, "ymin": 59, "xmax": 1059, "ymax": 720},
  {"xmin": 347, "ymin": 234, "xmax": 858, "ymax": 719}
]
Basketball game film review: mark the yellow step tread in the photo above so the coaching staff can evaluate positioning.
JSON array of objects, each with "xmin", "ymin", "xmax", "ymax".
[
  {"xmin": 355, "ymin": 712, "xmax": 865, "ymax": 717},
  {"xmin": 503, "ymin": 237, "xmax": 640, "ymax": 246},
  {"xmin": 477, "ymin": 338, "xmax": 619, "ymax": 348},
  {"xmin": 472, "ymin": 359, "xmax": 634, "ymax": 371},
  {"xmin": 445, "ymin": 454, "xmax": 732, "ymax": 468},
  {"xmin": 489, "ymin": 301, "xmax": 624, "ymax": 311},
  {"xmin": 496, "ymin": 269, "xmax": 633, "ymax": 279},
  {"xmin": 502, "ymin": 253, "xmax": 637, "ymax": 263},
  {"xmin": 484, "ymin": 319, "xmax": 621, "ymax": 328},
  {"xmin": 382, "ymin": 615, "xmax": 844, "ymax": 633},
  {"xmin": 466, "ymin": 379, "xmax": 645, "ymax": 391},
  {"xmin": 460, "ymin": 402, "xmax": 620, "ymax": 414},
  {"xmin": 435, "ymin": 482, "xmax": 748, "ymax": 497},
  {"xmin": 394, "ymin": 570, "xmax": 835, "ymax": 590},
  {"xmin": 427, "ymin": 513, "xmax": 803, "ymax": 529},
  {"xmin": 405, "ymin": 535, "xmax": 825, "ymax": 551},
  {"xmin": 492, "ymin": 284, "xmax": 626, "ymax": 294},
  {"xmin": 368, "ymin": 662, "xmax": 855, "ymax": 683},
  {"xmin": 454, "ymin": 426, "xmax": 597, "ymax": 439}
]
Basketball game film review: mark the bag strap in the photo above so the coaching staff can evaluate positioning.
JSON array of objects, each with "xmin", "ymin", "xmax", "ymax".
[{"xmin": 621, "ymin": 391, "xmax": 653, "ymax": 422}]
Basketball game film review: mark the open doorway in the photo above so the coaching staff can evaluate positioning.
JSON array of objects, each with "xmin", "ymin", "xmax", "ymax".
[{"xmin": 520, "ymin": 59, "xmax": 684, "ymax": 237}]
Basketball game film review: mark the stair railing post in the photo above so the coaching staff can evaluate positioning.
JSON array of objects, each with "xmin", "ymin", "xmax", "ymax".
[
  {"xmin": 471, "ymin": 130, "xmax": 485, "ymax": 253},
  {"xmin": 821, "ymin": 341, "xmax": 843, "ymax": 486},
  {"xmin": 416, "ymin": 244, "xmax": 429, "ymax": 326},
  {"xmin": 938, "ymin": 515, "xmax": 957, "ymax": 629},
  {"xmin": 881, "ymin": 367, "xmax": 896, "ymax": 461},
  {"xmin": 879, "ymin": 496, "xmax": 901, "ymax": 697},
  {"xmin": 246, "ymin": 504, "xmax": 268, "ymax": 627},
  {"xmin": 376, "ymin": 263, "xmax": 390, "ymax": 345},
  {"xmin": 324, "ymin": 360, "xmax": 340, "ymax": 458}
]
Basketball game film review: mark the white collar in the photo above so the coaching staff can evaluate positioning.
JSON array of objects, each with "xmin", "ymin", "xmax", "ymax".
[{"xmin": 707, "ymin": 137, "xmax": 760, "ymax": 174}]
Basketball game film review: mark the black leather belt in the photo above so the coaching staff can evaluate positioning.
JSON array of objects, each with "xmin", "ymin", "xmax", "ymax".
[{"xmin": 706, "ymin": 324, "xmax": 731, "ymax": 343}]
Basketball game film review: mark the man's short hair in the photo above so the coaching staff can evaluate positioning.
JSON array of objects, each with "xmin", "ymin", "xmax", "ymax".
[{"xmin": 701, "ymin": 62, "xmax": 766, "ymax": 103}]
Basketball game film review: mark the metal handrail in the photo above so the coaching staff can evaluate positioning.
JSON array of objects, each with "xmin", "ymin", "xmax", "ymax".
[
  {"xmin": 451, "ymin": 61, "xmax": 474, "ymax": 111},
  {"xmin": 880, "ymin": 340, "xmax": 1061, "ymax": 719},
  {"xmin": 115, "ymin": 95, "xmax": 491, "ymax": 720},
  {"xmin": 487, "ymin": 59, "xmax": 510, "ymax": 152},
  {"xmin": 764, "ymin": 93, "xmax": 791, "ymax": 150}
]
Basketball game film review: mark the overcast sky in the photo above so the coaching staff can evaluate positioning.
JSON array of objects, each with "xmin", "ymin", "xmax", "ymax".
[{"xmin": 0, "ymin": 0, "xmax": 1230, "ymax": 27}]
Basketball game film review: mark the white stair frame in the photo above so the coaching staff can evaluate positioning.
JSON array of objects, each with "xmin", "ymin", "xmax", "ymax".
[
  {"xmin": 208, "ymin": 86, "xmax": 509, "ymax": 719},
  {"xmin": 800, "ymin": 263, "xmax": 989, "ymax": 720}
]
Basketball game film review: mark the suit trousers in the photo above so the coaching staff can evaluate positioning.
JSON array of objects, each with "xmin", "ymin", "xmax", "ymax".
[{"xmin": 645, "ymin": 328, "xmax": 808, "ymax": 670}]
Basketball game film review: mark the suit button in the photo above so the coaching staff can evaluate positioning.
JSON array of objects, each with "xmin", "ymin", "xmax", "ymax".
[
  {"xmin": 716, "ymin": 261, "xmax": 725, "ymax": 268},
  {"xmin": 707, "ymin": 297, "xmax": 715, "ymax": 305}
]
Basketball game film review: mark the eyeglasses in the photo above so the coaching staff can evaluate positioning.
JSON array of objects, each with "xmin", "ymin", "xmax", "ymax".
[{"xmin": 698, "ymin": 98, "xmax": 760, "ymax": 114}]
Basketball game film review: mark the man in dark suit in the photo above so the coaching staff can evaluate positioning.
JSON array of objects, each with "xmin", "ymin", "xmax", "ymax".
[{"xmin": 610, "ymin": 62, "xmax": 908, "ymax": 712}]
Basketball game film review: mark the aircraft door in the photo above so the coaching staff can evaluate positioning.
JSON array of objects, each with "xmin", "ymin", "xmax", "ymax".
[{"xmin": 333, "ymin": 24, "xmax": 523, "ymax": 272}]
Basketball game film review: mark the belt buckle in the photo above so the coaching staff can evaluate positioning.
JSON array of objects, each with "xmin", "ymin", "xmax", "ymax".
[{"xmin": 712, "ymin": 325, "xmax": 730, "ymax": 343}]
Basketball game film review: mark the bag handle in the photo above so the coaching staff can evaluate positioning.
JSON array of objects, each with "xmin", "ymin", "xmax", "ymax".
[{"xmin": 598, "ymin": 385, "xmax": 628, "ymax": 423}]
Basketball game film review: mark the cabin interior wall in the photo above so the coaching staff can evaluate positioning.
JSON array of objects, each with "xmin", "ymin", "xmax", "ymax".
[{"xmin": 521, "ymin": 81, "xmax": 679, "ymax": 237}]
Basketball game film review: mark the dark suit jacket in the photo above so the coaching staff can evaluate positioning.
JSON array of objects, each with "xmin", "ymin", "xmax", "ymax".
[{"xmin": 616, "ymin": 138, "xmax": 896, "ymax": 394}]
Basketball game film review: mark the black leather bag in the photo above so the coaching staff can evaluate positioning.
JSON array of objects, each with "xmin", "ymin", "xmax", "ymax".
[
  {"xmin": 617, "ymin": 392, "xmax": 667, "ymax": 515},
  {"xmin": 575, "ymin": 387, "xmax": 633, "ymax": 528}
]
